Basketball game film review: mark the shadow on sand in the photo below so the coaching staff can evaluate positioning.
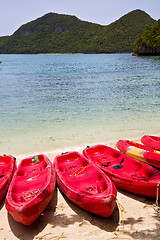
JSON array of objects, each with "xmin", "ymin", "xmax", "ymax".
[
  {"xmin": 118, "ymin": 188, "xmax": 156, "ymax": 205},
  {"xmin": 116, "ymin": 188, "xmax": 160, "ymax": 240},
  {"xmin": 122, "ymin": 214, "xmax": 160, "ymax": 240},
  {"xmin": 0, "ymin": 198, "xmax": 5, "ymax": 211},
  {"xmin": 49, "ymin": 188, "xmax": 119, "ymax": 232}
]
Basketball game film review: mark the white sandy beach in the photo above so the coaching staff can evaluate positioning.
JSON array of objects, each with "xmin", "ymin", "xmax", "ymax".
[{"xmin": 0, "ymin": 141, "xmax": 160, "ymax": 240}]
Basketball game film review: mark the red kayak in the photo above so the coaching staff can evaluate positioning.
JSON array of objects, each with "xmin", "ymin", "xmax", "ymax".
[
  {"xmin": 83, "ymin": 144, "xmax": 160, "ymax": 198},
  {"xmin": 5, "ymin": 154, "xmax": 56, "ymax": 226},
  {"xmin": 116, "ymin": 140, "xmax": 160, "ymax": 168},
  {"xmin": 54, "ymin": 151, "xmax": 117, "ymax": 217},
  {"xmin": 141, "ymin": 135, "xmax": 160, "ymax": 151},
  {"xmin": 0, "ymin": 155, "xmax": 16, "ymax": 201}
]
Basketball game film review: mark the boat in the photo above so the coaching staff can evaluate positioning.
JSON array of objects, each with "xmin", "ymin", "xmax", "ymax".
[
  {"xmin": 141, "ymin": 135, "xmax": 160, "ymax": 151},
  {"xmin": 116, "ymin": 140, "xmax": 160, "ymax": 168},
  {"xmin": 54, "ymin": 151, "xmax": 117, "ymax": 217},
  {"xmin": 0, "ymin": 155, "xmax": 16, "ymax": 201},
  {"xmin": 5, "ymin": 154, "xmax": 56, "ymax": 226},
  {"xmin": 83, "ymin": 144, "xmax": 160, "ymax": 198}
]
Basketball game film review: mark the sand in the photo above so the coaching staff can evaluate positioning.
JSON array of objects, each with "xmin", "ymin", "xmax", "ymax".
[{"xmin": 0, "ymin": 149, "xmax": 160, "ymax": 240}]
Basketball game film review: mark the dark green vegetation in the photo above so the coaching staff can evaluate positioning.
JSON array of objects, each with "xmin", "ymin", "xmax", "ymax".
[
  {"xmin": 134, "ymin": 20, "xmax": 160, "ymax": 55},
  {"xmin": 0, "ymin": 9, "xmax": 157, "ymax": 54}
]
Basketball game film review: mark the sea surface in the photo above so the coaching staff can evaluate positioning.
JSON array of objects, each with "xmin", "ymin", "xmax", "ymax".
[{"xmin": 0, "ymin": 53, "xmax": 159, "ymax": 156}]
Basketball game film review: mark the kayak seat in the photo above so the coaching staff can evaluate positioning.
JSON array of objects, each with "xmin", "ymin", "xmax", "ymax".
[
  {"xmin": 132, "ymin": 161, "xmax": 142, "ymax": 171},
  {"xmin": 11, "ymin": 189, "xmax": 40, "ymax": 203},
  {"xmin": 138, "ymin": 167, "xmax": 154, "ymax": 178},
  {"xmin": 81, "ymin": 186, "xmax": 99, "ymax": 195},
  {"xmin": 62, "ymin": 167, "xmax": 107, "ymax": 195},
  {"xmin": 17, "ymin": 160, "xmax": 47, "ymax": 177},
  {"xmin": 0, "ymin": 156, "xmax": 12, "ymax": 165},
  {"xmin": 11, "ymin": 170, "xmax": 47, "ymax": 203},
  {"xmin": 58, "ymin": 160, "xmax": 89, "ymax": 174},
  {"xmin": 58, "ymin": 164, "xmax": 79, "ymax": 173},
  {"xmin": 80, "ymin": 176, "xmax": 108, "ymax": 195},
  {"xmin": 0, "ymin": 164, "xmax": 11, "ymax": 174}
]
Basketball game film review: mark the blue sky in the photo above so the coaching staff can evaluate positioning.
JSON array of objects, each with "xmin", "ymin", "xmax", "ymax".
[{"xmin": 1, "ymin": 0, "xmax": 160, "ymax": 36}]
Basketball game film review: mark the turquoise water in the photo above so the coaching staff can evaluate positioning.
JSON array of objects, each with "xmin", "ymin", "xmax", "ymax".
[{"xmin": 0, "ymin": 54, "xmax": 159, "ymax": 155}]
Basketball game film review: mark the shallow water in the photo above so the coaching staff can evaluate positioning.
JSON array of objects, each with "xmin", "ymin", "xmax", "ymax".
[{"xmin": 0, "ymin": 53, "xmax": 159, "ymax": 156}]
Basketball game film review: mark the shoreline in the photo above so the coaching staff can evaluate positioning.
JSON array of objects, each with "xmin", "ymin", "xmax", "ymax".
[{"xmin": 1, "ymin": 127, "xmax": 160, "ymax": 158}]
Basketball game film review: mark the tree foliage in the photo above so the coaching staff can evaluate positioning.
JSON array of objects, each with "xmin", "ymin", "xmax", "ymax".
[{"xmin": 134, "ymin": 20, "xmax": 160, "ymax": 55}]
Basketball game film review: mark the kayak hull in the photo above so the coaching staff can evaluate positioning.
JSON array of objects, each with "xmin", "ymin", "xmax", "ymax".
[
  {"xmin": 116, "ymin": 140, "xmax": 160, "ymax": 168},
  {"xmin": 5, "ymin": 154, "xmax": 56, "ymax": 226},
  {"xmin": 0, "ymin": 155, "xmax": 16, "ymax": 201},
  {"xmin": 141, "ymin": 135, "xmax": 160, "ymax": 151},
  {"xmin": 83, "ymin": 144, "xmax": 160, "ymax": 198},
  {"xmin": 54, "ymin": 151, "xmax": 117, "ymax": 217}
]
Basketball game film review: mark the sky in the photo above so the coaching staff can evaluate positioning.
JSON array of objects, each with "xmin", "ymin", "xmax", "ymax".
[{"xmin": 0, "ymin": 0, "xmax": 160, "ymax": 36}]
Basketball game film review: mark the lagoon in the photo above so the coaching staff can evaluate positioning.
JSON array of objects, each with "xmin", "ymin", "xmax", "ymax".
[{"xmin": 0, "ymin": 53, "xmax": 159, "ymax": 156}]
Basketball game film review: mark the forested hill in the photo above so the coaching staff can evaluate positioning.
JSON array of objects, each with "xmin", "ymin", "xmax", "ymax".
[
  {"xmin": 134, "ymin": 20, "xmax": 160, "ymax": 55},
  {"xmin": 0, "ymin": 9, "xmax": 157, "ymax": 54}
]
